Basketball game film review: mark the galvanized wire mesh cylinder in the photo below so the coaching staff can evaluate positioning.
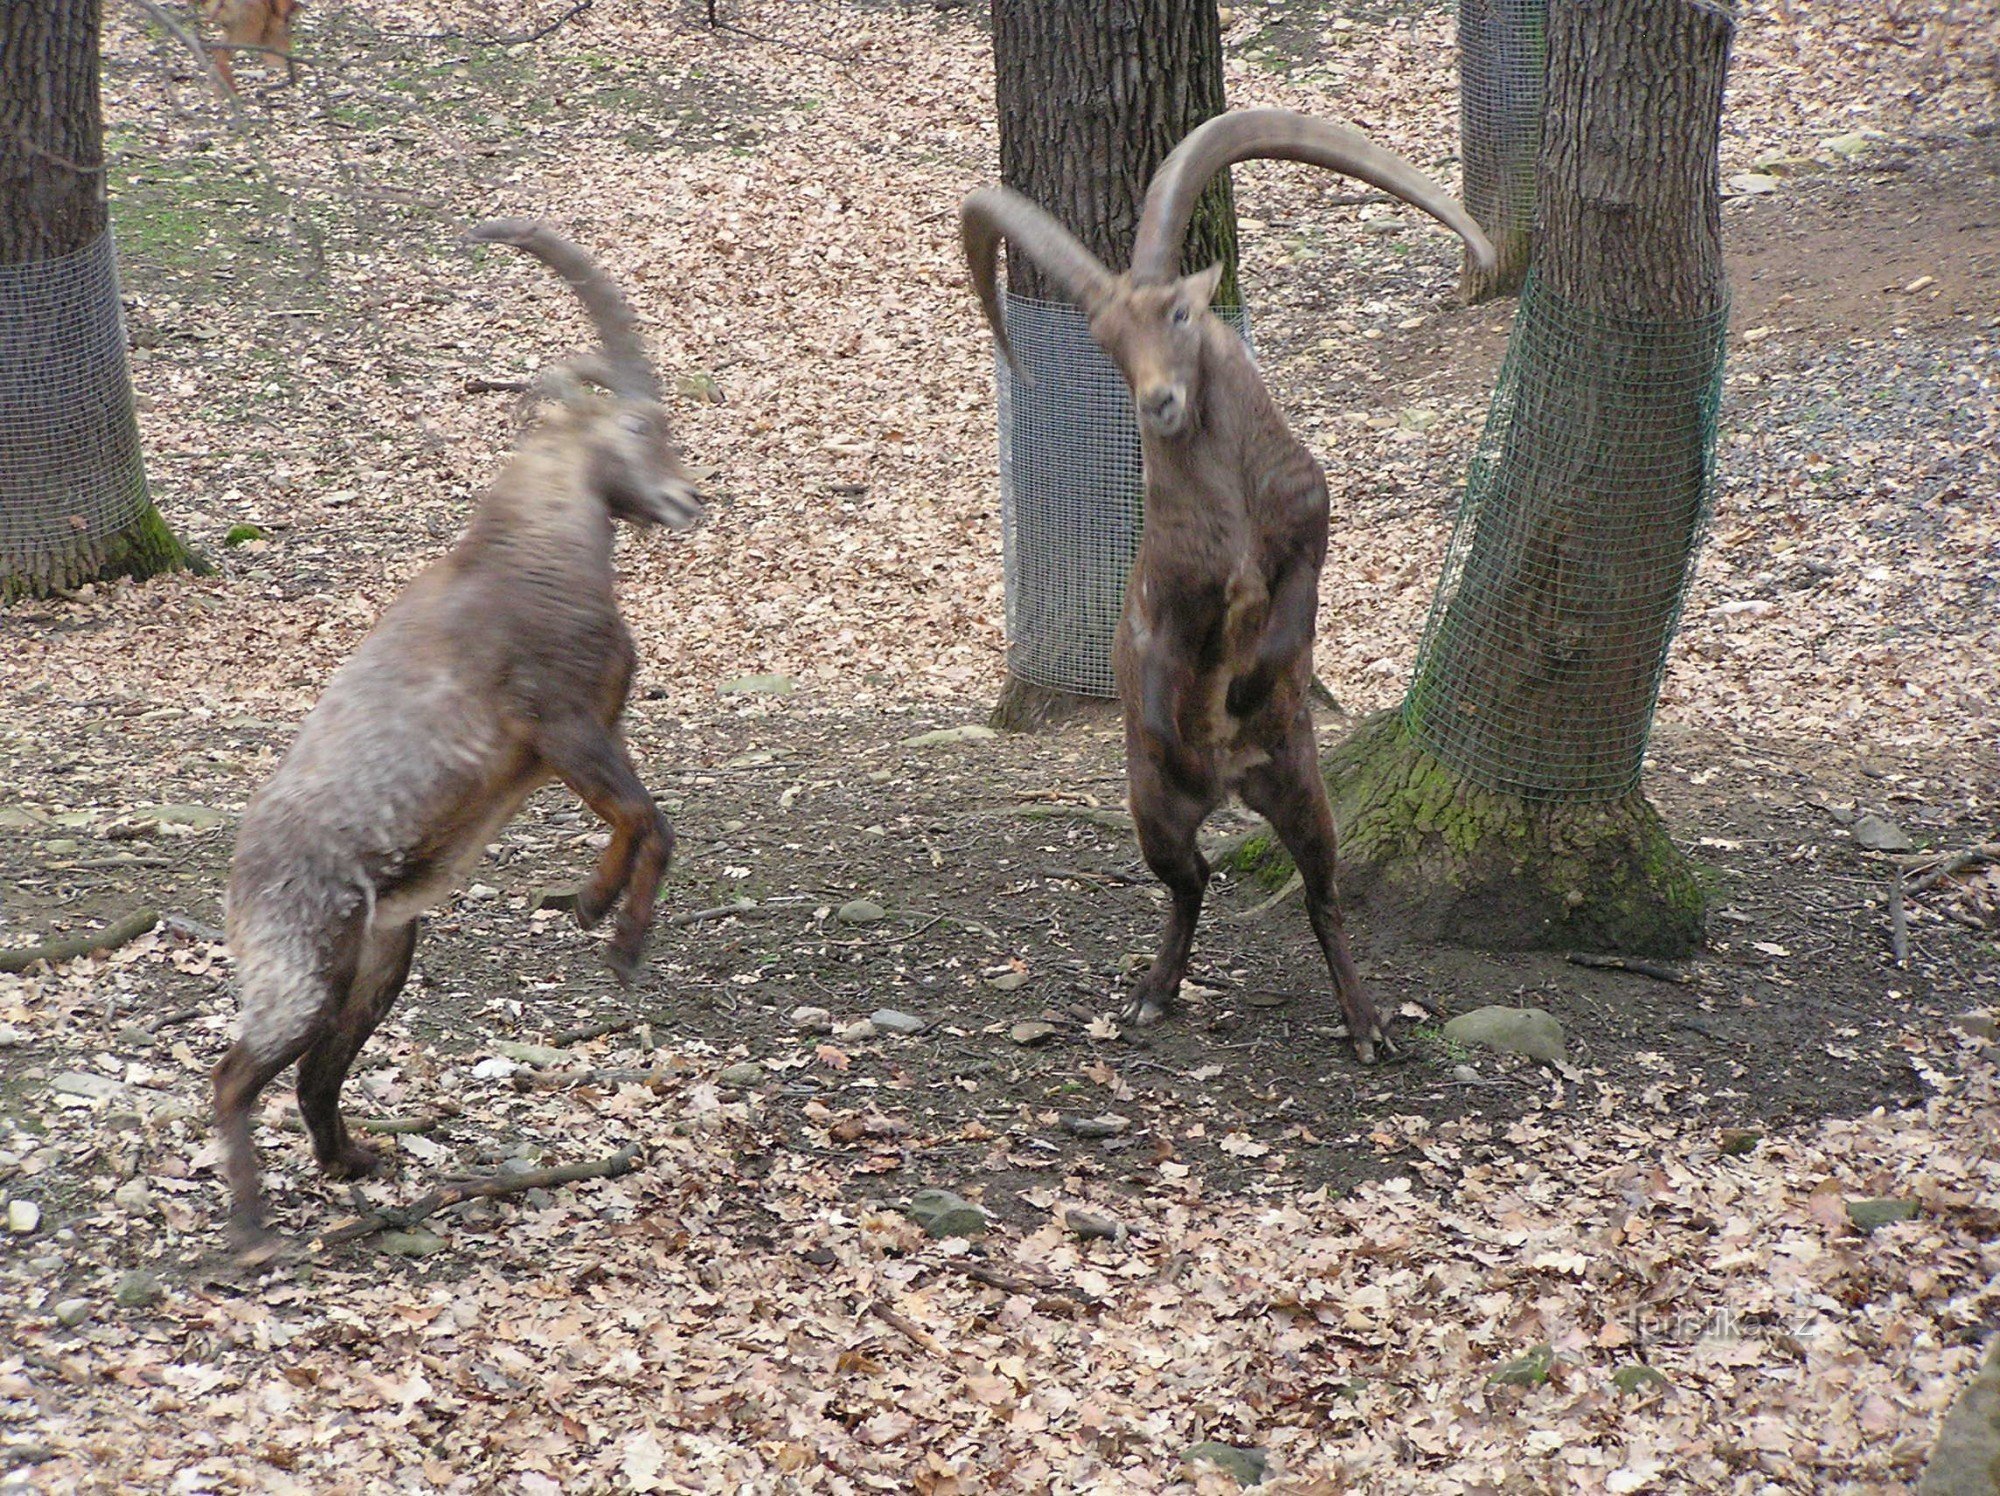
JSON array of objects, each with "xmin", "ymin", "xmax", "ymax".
[
  {"xmin": 1458, "ymin": 0, "xmax": 1546, "ymax": 243},
  {"xmin": 1404, "ymin": 270, "xmax": 1729, "ymax": 799},
  {"xmin": 995, "ymin": 291, "xmax": 1250, "ymax": 698},
  {"xmin": 0, "ymin": 231, "xmax": 151, "ymax": 583}
]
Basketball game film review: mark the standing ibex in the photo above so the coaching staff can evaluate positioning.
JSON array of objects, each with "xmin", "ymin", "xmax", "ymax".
[
  {"xmin": 204, "ymin": 0, "xmax": 300, "ymax": 96},
  {"xmin": 214, "ymin": 220, "xmax": 701, "ymax": 1252},
  {"xmin": 962, "ymin": 110, "xmax": 1495, "ymax": 1063}
]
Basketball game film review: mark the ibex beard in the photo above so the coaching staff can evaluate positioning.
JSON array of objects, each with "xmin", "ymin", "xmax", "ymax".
[{"xmin": 213, "ymin": 221, "xmax": 701, "ymax": 1254}]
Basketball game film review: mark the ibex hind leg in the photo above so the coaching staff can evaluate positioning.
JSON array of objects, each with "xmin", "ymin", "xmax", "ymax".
[
  {"xmin": 297, "ymin": 918, "xmax": 419, "ymax": 1180},
  {"xmin": 1237, "ymin": 725, "xmax": 1389, "ymax": 1065},
  {"xmin": 1121, "ymin": 753, "xmax": 1221, "ymax": 1027},
  {"xmin": 214, "ymin": 911, "xmax": 364, "ymax": 1250}
]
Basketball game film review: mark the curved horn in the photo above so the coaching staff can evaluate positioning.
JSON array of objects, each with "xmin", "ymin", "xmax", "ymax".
[
  {"xmin": 960, "ymin": 187, "xmax": 1118, "ymax": 377},
  {"xmin": 467, "ymin": 218, "xmax": 659, "ymax": 400},
  {"xmin": 1129, "ymin": 108, "xmax": 1498, "ymax": 283}
]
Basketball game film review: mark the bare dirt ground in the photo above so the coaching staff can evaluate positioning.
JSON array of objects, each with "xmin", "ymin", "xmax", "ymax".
[{"xmin": 2, "ymin": 2, "xmax": 1998, "ymax": 1491}]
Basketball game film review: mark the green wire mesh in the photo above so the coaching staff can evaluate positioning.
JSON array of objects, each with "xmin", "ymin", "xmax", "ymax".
[
  {"xmin": 1404, "ymin": 270, "xmax": 1730, "ymax": 800},
  {"xmin": 0, "ymin": 231, "xmax": 152, "ymax": 586},
  {"xmin": 1458, "ymin": 0, "xmax": 1545, "ymax": 243},
  {"xmin": 996, "ymin": 292, "xmax": 1251, "ymax": 698}
]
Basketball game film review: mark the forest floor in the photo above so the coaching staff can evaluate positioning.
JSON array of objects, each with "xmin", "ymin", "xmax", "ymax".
[{"xmin": 2, "ymin": 1, "xmax": 1997, "ymax": 1491}]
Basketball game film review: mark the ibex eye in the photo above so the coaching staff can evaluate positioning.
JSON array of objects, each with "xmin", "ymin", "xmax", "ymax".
[
  {"xmin": 618, "ymin": 412, "xmax": 650, "ymax": 436},
  {"xmin": 1172, "ymin": 306, "xmax": 1191, "ymax": 325}
]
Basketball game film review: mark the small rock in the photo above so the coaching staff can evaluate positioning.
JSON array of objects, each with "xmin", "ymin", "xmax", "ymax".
[
  {"xmin": 1064, "ymin": 1208, "xmax": 1123, "ymax": 1242},
  {"xmin": 1361, "ymin": 216, "xmax": 1402, "ymax": 235},
  {"xmin": 1061, "ymin": 1114, "xmax": 1130, "ymax": 1139},
  {"xmin": 717, "ymin": 1061, "xmax": 766, "ymax": 1087},
  {"xmin": 837, "ymin": 899, "xmax": 886, "ymax": 926},
  {"xmin": 113, "ymin": 1271, "xmax": 160, "ymax": 1308},
  {"xmin": 1397, "ymin": 407, "xmax": 1440, "ymax": 432},
  {"xmin": 1719, "ymin": 1129, "xmax": 1762, "ymax": 1157},
  {"xmin": 1904, "ymin": 274, "xmax": 1936, "ymax": 294},
  {"xmin": 529, "ymin": 886, "xmax": 580, "ymax": 914},
  {"xmin": 1488, "ymin": 1342, "xmax": 1556, "ymax": 1387},
  {"xmin": 675, "ymin": 371, "xmax": 724, "ymax": 405},
  {"xmin": 462, "ymin": 882, "xmax": 499, "ymax": 902},
  {"xmin": 1954, "ymin": 1012, "xmax": 1998, "ymax": 1045},
  {"xmin": 1450, "ymin": 1063, "xmax": 1483, "ymax": 1084},
  {"xmin": 1847, "ymin": 1197, "xmax": 1920, "ymax": 1232},
  {"xmin": 0, "ymin": 1022, "xmax": 23, "ymax": 1048},
  {"xmin": 906, "ymin": 1188, "xmax": 987, "ymax": 1239},
  {"xmin": 1182, "ymin": 1442, "xmax": 1269, "ymax": 1487},
  {"xmin": 1821, "ymin": 131, "xmax": 1875, "ymax": 158},
  {"xmin": 832, "ymin": 1020, "xmax": 878, "ymax": 1044},
  {"xmin": 6, "ymin": 1199, "xmax": 40, "ymax": 1235},
  {"xmin": 1726, "ymin": 172, "xmax": 1781, "ymax": 195},
  {"xmin": 1443, "ymin": 1006, "xmax": 1567, "ymax": 1066},
  {"xmin": 491, "ymin": 1041, "xmax": 568, "ymax": 1068},
  {"xmin": 115, "ymin": 1024, "xmax": 156, "ymax": 1050},
  {"xmin": 1611, "ymin": 1364, "xmax": 1669, "ymax": 1396},
  {"xmin": 113, "ymin": 1180, "xmax": 153, "ymax": 1214},
  {"xmin": 54, "ymin": 1298, "xmax": 92, "ymax": 1329},
  {"xmin": 1009, "ymin": 1019, "xmax": 1057, "ymax": 1047},
  {"xmin": 870, "ymin": 1009, "xmax": 925, "ymax": 1036},
  {"xmin": 52, "ymin": 1071, "xmax": 123, "ymax": 1101},
  {"xmin": 898, "ymin": 725, "xmax": 997, "ymax": 748},
  {"xmin": 224, "ymin": 523, "xmax": 267, "ymax": 546},
  {"xmin": 40, "ymin": 837, "xmax": 79, "ymax": 855},
  {"xmin": 984, "ymin": 969, "xmax": 1029, "ymax": 992},
  {"xmin": 377, "ymin": 1228, "xmax": 448, "ymax": 1257},
  {"xmin": 789, "ymin": 1004, "xmax": 834, "ymax": 1033},
  {"xmin": 1851, "ymin": 813, "xmax": 1914, "ymax": 852},
  {"xmin": 716, "ymin": 674, "xmax": 794, "ymax": 697},
  {"xmin": 146, "ymin": 804, "xmax": 227, "ymax": 830},
  {"xmin": 0, "ymin": 806, "xmax": 49, "ymax": 829},
  {"xmin": 1752, "ymin": 153, "xmax": 1823, "ymax": 177}
]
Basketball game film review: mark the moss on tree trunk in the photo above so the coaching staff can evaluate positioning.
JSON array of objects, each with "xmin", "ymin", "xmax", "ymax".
[
  {"xmin": 1233, "ymin": 711, "xmax": 1705, "ymax": 955},
  {"xmin": 3, "ymin": 500, "xmax": 207, "ymax": 602}
]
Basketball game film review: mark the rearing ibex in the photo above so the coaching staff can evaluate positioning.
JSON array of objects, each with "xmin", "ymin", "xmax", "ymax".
[
  {"xmin": 214, "ymin": 220, "xmax": 701, "ymax": 1252},
  {"xmin": 962, "ymin": 110, "xmax": 1495, "ymax": 1063}
]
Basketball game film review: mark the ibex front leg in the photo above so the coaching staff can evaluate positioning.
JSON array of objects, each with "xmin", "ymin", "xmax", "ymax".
[{"xmin": 538, "ymin": 716, "xmax": 674, "ymax": 984}]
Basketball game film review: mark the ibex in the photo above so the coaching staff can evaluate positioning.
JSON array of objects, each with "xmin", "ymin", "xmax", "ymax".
[
  {"xmin": 962, "ymin": 110, "xmax": 1495, "ymax": 1063},
  {"xmin": 204, "ymin": 0, "xmax": 301, "ymax": 95},
  {"xmin": 214, "ymin": 220, "xmax": 701, "ymax": 1252}
]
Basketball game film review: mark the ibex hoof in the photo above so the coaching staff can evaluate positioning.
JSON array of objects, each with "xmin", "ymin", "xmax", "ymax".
[
  {"xmin": 605, "ymin": 943, "xmax": 644, "ymax": 989},
  {"xmin": 320, "ymin": 1140, "xmax": 385, "ymax": 1180},
  {"xmin": 227, "ymin": 1220, "xmax": 287, "ymax": 1269},
  {"xmin": 573, "ymin": 887, "xmax": 612, "ymax": 931},
  {"xmin": 1118, "ymin": 990, "xmax": 1171, "ymax": 1029}
]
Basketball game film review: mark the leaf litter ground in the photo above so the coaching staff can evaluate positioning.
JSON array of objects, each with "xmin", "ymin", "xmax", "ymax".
[{"xmin": 2, "ymin": 1, "xmax": 1998, "ymax": 1490}]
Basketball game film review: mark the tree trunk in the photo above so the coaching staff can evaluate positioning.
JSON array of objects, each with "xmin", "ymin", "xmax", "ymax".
[
  {"xmin": 1456, "ymin": 0, "xmax": 1544, "ymax": 302},
  {"xmin": 988, "ymin": 0, "xmax": 1237, "ymax": 731},
  {"xmin": 1307, "ymin": 0, "xmax": 1734, "ymax": 956},
  {"xmin": 0, "ymin": 0, "xmax": 199, "ymax": 600}
]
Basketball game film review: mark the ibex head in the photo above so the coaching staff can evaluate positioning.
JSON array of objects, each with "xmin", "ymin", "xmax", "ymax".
[
  {"xmin": 962, "ymin": 109, "xmax": 1498, "ymax": 441},
  {"xmin": 468, "ymin": 219, "xmax": 704, "ymax": 531}
]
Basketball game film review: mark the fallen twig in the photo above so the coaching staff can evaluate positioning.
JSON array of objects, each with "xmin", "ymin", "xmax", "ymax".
[
  {"xmin": 1007, "ymin": 803, "xmax": 1134, "ymax": 833},
  {"xmin": 1889, "ymin": 875, "xmax": 1910, "ymax": 967},
  {"xmin": 866, "ymin": 1299, "xmax": 945, "ymax": 1356},
  {"xmin": 1903, "ymin": 843, "xmax": 2000, "ymax": 894},
  {"xmin": 0, "ymin": 909, "xmax": 159, "ymax": 974},
  {"xmin": 960, "ymin": 1260, "xmax": 1101, "ymax": 1313},
  {"xmin": 354, "ymin": 1114, "xmax": 448, "ymax": 1136},
  {"xmin": 1224, "ymin": 871, "xmax": 1303, "ymax": 924},
  {"xmin": 1565, "ymin": 952, "xmax": 1690, "ymax": 984},
  {"xmin": 669, "ymin": 900, "xmax": 762, "ymax": 927},
  {"xmin": 552, "ymin": 1017, "xmax": 640, "ymax": 1047},
  {"xmin": 144, "ymin": 1006, "xmax": 204, "ymax": 1034},
  {"xmin": 464, "ymin": 375, "xmax": 531, "ymax": 394},
  {"xmin": 316, "ymin": 1143, "xmax": 641, "ymax": 1247},
  {"xmin": 161, "ymin": 914, "xmax": 226, "ymax": 944}
]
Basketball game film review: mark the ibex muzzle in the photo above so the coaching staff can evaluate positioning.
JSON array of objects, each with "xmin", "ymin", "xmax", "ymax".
[
  {"xmin": 213, "ymin": 221, "xmax": 700, "ymax": 1255},
  {"xmin": 963, "ymin": 110, "xmax": 1496, "ymax": 1063}
]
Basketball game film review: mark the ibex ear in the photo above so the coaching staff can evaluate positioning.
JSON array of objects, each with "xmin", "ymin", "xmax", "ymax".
[{"xmin": 1187, "ymin": 263, "xmax": 1226, "ymax": 308}]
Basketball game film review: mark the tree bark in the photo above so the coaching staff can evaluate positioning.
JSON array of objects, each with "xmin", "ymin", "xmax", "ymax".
[
  {"xmin": 1, "ymin": 0, "xmax": 198, "ymax": 600},
  {"xmin": 993, "ymin": 0, "xmax": 1239, "ymax": 303},
  {"xmin": 988, "ymin": 0, "xmax": 1238, "ymax": 730},
  {"xmin": 1456, "ymin": 0, "xmax": 1544, "ymax": 302},
  {"xmin": 1306, "ymin": 0, "xmax": 1734, "ymax": 956}
]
